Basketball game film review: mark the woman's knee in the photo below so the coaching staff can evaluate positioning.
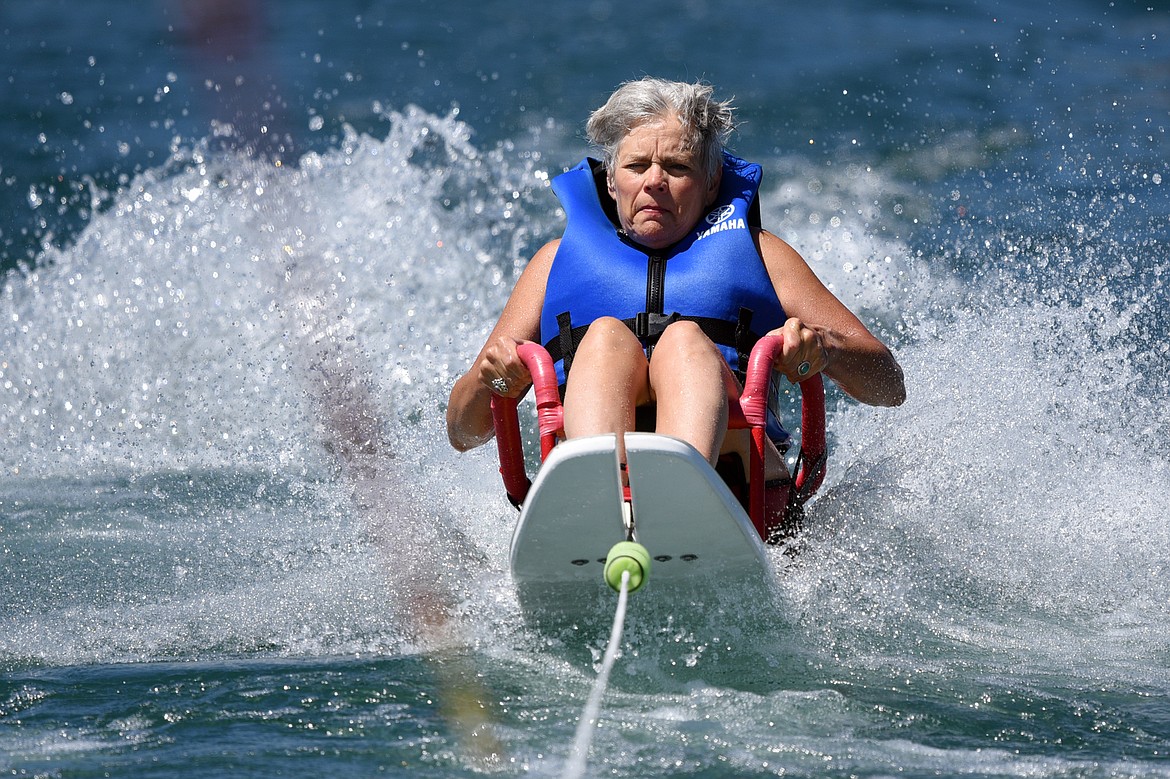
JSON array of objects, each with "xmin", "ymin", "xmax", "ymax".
[
  {"xmin": 652, "ymin": 321, "xmax": 722, "ymax": 365},
  {"xmin": 575, "ymin": 316, "xmax": 642, "ymax": 361},
  {"xmin": 649, "ymin": 321, "xmax": 733, "ymax": 402},
  {"xmin": 564, "ymin": 317, "xmax": 650, "ymax": 424}
]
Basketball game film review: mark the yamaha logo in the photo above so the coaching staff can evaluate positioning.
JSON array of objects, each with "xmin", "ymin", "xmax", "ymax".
[
  {"xmin": 696, "ymin": 204, "xmax": 747, "ymax": 241},
  {"xmin": 706, "ymin": 205, "xmax": 735, "ymax": 225}
]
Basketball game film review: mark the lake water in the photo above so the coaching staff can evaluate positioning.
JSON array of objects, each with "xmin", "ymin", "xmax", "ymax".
[{"xmin": 2, "ymin": 1, "xmax": 1169, "ymax": 776}]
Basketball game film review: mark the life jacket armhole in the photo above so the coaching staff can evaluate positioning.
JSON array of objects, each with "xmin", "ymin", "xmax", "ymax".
[
  {"xmin": 748, "ymin": 190, "xmax": 762, "ymax": 229},
  {"xmin": 588, "ymin": 158, "xmax": 621, "ymax": 229}
]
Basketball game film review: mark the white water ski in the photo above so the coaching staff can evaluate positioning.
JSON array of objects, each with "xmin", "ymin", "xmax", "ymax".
[{"xmin": 510, "ymin": 433, "xmax": 775, "ymax": 626}]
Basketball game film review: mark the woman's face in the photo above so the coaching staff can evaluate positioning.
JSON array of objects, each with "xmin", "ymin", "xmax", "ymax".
[{"xmin": 607, "ymin": 116, "xmax": 720, "ymax": 250}]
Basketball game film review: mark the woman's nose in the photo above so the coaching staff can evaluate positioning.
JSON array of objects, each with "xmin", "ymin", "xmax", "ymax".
[{"xmin": 644, "ymin": 164, "xmax": 667, "ymax": 189}]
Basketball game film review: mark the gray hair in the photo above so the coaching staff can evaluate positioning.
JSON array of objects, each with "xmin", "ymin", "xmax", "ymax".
[{"xmin": 586, "ymin": 77, "xmax": 736, "ymax": 184}]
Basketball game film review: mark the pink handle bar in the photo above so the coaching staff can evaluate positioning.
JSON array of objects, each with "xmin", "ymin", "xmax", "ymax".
[
  {"xmin": 488, "ymin": 342, "xmax": 562, "ymax": 507},
  {"xmin": 729, "ymin": 335, "xmax": 827, "ymax": 531},
  {"xmin": 490, "ymin": 335, "xmax": 827, "ymax": 527}
]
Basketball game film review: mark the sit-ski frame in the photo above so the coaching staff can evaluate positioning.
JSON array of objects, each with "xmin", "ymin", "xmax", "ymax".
[{"xmin": 489, "ymin": 334, "xmax": 827, "ymax": 540}]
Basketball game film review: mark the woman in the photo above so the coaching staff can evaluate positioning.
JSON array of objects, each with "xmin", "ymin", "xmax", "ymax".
[{"xmin": 447, "ymin": 77, "xmax": 904, "ymax": 537}]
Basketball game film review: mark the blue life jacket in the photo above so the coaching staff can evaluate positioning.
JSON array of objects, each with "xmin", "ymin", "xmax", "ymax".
[{"xmin": 540, "ymin": 153, "xmax": 787, "ymax": 387}]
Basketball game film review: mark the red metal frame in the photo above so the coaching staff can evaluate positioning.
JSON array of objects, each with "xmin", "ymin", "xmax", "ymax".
[{"xmin": 489, "ymin": 335, "xmax": 827, "ymax": 535}]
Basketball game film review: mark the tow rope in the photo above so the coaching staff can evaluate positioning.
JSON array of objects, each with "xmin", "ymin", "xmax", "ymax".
[{"xmin": 561, "ymin": 541, "xmax": 650, "ymax": 778}]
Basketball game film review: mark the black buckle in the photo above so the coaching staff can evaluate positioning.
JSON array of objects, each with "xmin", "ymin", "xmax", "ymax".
[
  {"xmin": 634, "ymin": 312, "xmax": 679, "ymax": 342},
  {"xmin": 635, "ymin": 312, "xmax": 650, "ymax": 339}
]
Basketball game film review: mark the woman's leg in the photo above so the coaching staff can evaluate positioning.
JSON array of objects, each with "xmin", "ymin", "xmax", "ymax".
[
  {"xmin": 647, "ymin": 321, "xmax": 735, "ymax": 466},
  {"xmin": 562, "ymin": 317, "xmax": 650, "ymax": 441}
]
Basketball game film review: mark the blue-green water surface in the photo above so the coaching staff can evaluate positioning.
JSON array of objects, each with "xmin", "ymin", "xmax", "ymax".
[{"xmin": 2, "ymin": 1, "xmax": 1169, "ymax": 776}]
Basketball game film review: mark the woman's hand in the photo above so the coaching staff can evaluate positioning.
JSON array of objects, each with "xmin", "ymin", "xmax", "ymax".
[
  {"xmin": 770, "ymin": 318, "xmax": 832, "ymax": 384},
  {"xmin": 475, "ymin": 335, "xmax": 533, "ymax": 399}
]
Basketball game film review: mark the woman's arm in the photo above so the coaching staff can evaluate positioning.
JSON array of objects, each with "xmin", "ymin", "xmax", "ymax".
[
  {"xmin": 445, "ymin": 239, "xmax": 559, "ymax": 451},
  {"xmin": 756, "ymin": 229, "xmax": 905, "ymax": 407}
]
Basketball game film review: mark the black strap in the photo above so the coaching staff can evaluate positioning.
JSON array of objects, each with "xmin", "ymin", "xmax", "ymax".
[
  {"xmin": 791, "ymin": 447, "xmax": 828, "ymax": 505},
  {"xmin": 544, "ymin": 310, "xmax": 761, "ymax": 380},
  {"xmin": 556, "ymin": 311, "xmax": 575, "ymax": 377},
  {"xmin": 732, "ymin": 307, "xmax": 753, "ymax": 376}
]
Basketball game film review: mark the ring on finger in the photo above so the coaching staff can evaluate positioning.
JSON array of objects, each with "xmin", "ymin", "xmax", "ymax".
[{"xmin": 490, "ymin": 377, "xmax": 509, "ymax": 394}]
